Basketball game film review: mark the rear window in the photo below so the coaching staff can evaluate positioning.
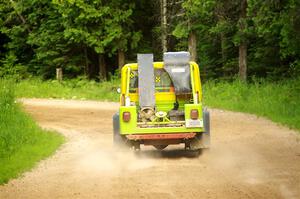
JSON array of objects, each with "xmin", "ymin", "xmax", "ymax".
[{"xmin": 129, "ymin": 68, "xmax": 174, "ymax": 93}]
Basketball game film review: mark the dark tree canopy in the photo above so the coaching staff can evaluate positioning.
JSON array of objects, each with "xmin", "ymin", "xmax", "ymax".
[{"xmin": 0, "ymin": 0, "xmax": 299, "ymax": 80}]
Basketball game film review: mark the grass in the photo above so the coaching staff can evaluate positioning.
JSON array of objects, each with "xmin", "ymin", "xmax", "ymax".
[
  {"xmin": 13, "ymin": 77, "xmax": 300, "ymax": 131},
  {"xmin": 0, "ymin": 79, "xmax": 64, "ymax": 184},
  {"xmin": 203, "ymin": 78, "xmax": 300, "ymax": 131},
  {"xmin": 15, "ymin": 78, "xmax": 119, "ymax": 101}
]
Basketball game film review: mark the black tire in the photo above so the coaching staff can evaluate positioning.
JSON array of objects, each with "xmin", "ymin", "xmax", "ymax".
[{"xmin": 113, "ymin": 112, "xmax": 127, "ymax": 148}]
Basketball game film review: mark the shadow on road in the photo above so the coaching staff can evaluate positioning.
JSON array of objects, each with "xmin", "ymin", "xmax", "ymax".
[{"xmin": 133, "ymin": 149, "xmax": 204, "ymax": 159}]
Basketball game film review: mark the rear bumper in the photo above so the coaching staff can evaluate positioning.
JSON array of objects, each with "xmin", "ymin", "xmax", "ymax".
[
  {"xmin": 119, "ymin": 104, "xmax": 204, "ymax": 135},
  {"xmin": 126, "ymin": 133, "xmax": 196, "ymax": 140}
]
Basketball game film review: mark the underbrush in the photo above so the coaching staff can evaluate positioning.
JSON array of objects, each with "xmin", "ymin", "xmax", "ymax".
[
  {"xmin": 0, "ymin": 79, "xmax": 64, "ymax": 184},
  {"xmin": 203, "ymin": 78, "xmax": 300, "ymax": 131}
]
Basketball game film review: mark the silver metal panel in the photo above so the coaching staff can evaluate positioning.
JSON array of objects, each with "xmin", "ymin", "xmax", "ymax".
[
  {"xmin": 163, "ymin": 51, "xmax": 191, "ymax": 94},
  {"xmin": 163, "ymin": 51, "xmax": 190, "ymax": 65},
  {"xmin": 138, "ymin": 54, "xmax": 155, "ymax": 108}
]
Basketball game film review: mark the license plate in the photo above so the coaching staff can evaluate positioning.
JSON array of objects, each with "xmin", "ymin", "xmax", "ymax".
[{"xmin": 186, "ymin": 119, "xmax": 203, "ymax": 128}]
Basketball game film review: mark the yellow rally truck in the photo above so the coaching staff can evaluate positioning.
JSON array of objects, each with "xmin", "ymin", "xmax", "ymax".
[{"xmin": 113, "ymin": 52, "xmax": 210, "ymax": 151}]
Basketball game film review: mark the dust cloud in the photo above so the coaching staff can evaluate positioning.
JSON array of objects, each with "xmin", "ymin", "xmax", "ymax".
[{"xmin": 1, "ymin": 99, "xmax": 299, "ymax": 199}]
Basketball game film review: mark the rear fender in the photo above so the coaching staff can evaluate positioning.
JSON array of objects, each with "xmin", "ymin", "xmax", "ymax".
[
  {"xmin": 120, "ymin": 106, "xmax": 137, "ymax": 134},
  {"xmin": 185, "ymin": 104, "xmax": 203, "ymax": 128}
]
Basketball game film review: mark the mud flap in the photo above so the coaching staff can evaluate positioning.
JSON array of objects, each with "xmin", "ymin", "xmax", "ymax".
[
  {"xmin": 190, "ymin": 109, "xmax": 210, "ymax": 149},
  {"xmin": 201, "ymin": 109, "xmax": 210, "ymax": 148},
  {"xmin": 112, "ymin": 112, "xmax": 121, "ymax": 146},
  {"xmin": 113, "ymin": 112, "xmax": 131, "ymax": 148}
]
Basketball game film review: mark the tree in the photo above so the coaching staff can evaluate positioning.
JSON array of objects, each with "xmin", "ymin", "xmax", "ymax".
[
  {"xmin": 238, "ymin": 0, "xmax": 247, "ymax": 81},
  {"xmin": 1, "ymin": 0, "xmax": 299, "ymax": 80},
  {"xmin": 172, "ymin": 0, "xmax": 216, "ymax": 62},
  {"xmin": 160, "ymin": 0, "xmax": 168, "ymax": 53},
  {"xmin": 52, "ymin": 0, "xmax": 141, "ymax": 80},
  {"xmin": 0, "ymin": 0, "xmax": 33, "ymax": 77},
  {"xmin": 248, "ymin": 0, "xmax": 300, "ymax": 78}
]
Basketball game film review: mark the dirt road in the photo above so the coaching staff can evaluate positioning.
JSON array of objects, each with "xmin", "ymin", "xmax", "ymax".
[{"xmin": 1, "ymin": 99, "xmax": 300, "ymax": 199}]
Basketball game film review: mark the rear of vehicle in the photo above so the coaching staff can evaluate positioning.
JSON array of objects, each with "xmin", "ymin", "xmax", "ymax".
[{"xmin": 113, "ymin": 52, "xmax": 210, "ymax": 151}]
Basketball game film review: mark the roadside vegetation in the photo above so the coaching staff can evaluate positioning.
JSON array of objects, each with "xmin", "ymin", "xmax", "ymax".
[
  {"xmin": 204, "ymin": 78, "xmax": 300, "ymax": 131},
  {"xmin": 15, "ymin": 77, "xmax": 119, "ymax": 101},
  {"xmin": 12, "ymin": 77, "xmax": 300, "ymax": 131},
  {"xmin": 0, "ymin": 79, "xmax": 64, "ymax": 184}
]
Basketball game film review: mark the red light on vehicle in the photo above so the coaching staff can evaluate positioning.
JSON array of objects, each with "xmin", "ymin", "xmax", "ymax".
[
  {"xmin": 123, "ymin": 112, "xmax": 131, "ymax": 122},
  {"xmin": 190, "ymin": 109, "xmax": 199, "ymax": 120}
]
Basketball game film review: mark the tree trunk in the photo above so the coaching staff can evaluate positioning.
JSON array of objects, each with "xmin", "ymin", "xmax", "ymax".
[
  {"xmin": 118, "ymin": 49, "xmax": 125, "ymax": 71},
  {"xmin": 220, "ymin": 32, "xmax": 226, "ymax": 67},
  {"xmin": 161, "ymin": 0, "xmax": 167, "ymax": 53},
  {"xmin": 56, "ymin": 68, "xmax": 63, "ymax": 82},
  {"xmin": 188, "ymin": 31, "xmax": 197, "ymax": 61},
  {"xmin": 84, "ymin": 46, "xmax": 89, "ymax": 77},
  {"xmin": 220, "ymin": 32, "xmax": 228, "ymax": 77},
  {"xmin": 239, "ymin": 44, "xmax": 247, "ymax": 81},
  {"xmin": 98, "ymin": 54, "xmax": 107, "ymax": 81},
  {"xmin": 238, "ymin": 0, "xmax": 247, "ymax": 81}
]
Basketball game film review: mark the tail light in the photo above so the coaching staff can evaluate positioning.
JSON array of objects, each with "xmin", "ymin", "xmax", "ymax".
[
  {"xmin": 123, "ymin": 112, "xmax": 131, "ymax": 122},
  {"xmin": 190, "ymin": 109, "xmax": 199, "ymax": 120}
]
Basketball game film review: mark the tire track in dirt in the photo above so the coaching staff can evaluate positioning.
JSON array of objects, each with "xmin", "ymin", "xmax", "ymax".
[{"xmin": 0, "ymin": 99, "xmax": 299, "ymax": 199}]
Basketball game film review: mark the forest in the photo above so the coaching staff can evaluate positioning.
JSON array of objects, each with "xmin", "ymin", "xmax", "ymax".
[
  {"xmin": 1, "ymin": 0, "xmax": 300, "ymax": 187},
  {"xmin": 1, "ymin": 0, "xmax": 299, "ymax": 81}
]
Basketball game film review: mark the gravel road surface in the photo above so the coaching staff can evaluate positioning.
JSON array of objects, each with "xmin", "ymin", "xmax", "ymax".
[{"xmin": 0, "ymin": 99, "xmax": 299, "ymax": 199}]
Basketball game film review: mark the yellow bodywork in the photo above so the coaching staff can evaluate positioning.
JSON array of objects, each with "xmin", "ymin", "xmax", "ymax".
[{"xmin": 120, "ymin": 61, "xmax": 202, "ymax": 105}]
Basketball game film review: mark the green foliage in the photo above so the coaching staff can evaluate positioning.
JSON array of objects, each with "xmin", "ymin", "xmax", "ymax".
[
  {"xmin": 204, "ymin": 78, "xmax": 300, "ymax": 130},
  {"xmin": 15, "ymin": 78, "xmax": 119, "ymax": 101},
  {"xmin": 170, "ymin": 0, "xmax": 300, "ymax": 80},
  {"xmin": 0, "ymin": 0, "xmax": 141, "ymax": 79},
  {"xmin": 0, "ymin": 79, "xmax": 64, "ymax": 184},
  {"xmin": 0, "ymin": 53, "xmax": 27, "ymax": 78},
  {"xmin": 246, "ymin": 0, "xmax": 300, "ymax": 78},
  {"xmin": 52, "ymin": 0, "xmax": 136, "ymax": 53},
  {"xmin": 172, "ymin": 23, "xmax": 189, "ymax": 38},
  {"xmin": 0, "ymin": 0, "xmax": 300, "ymax": 80}
]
